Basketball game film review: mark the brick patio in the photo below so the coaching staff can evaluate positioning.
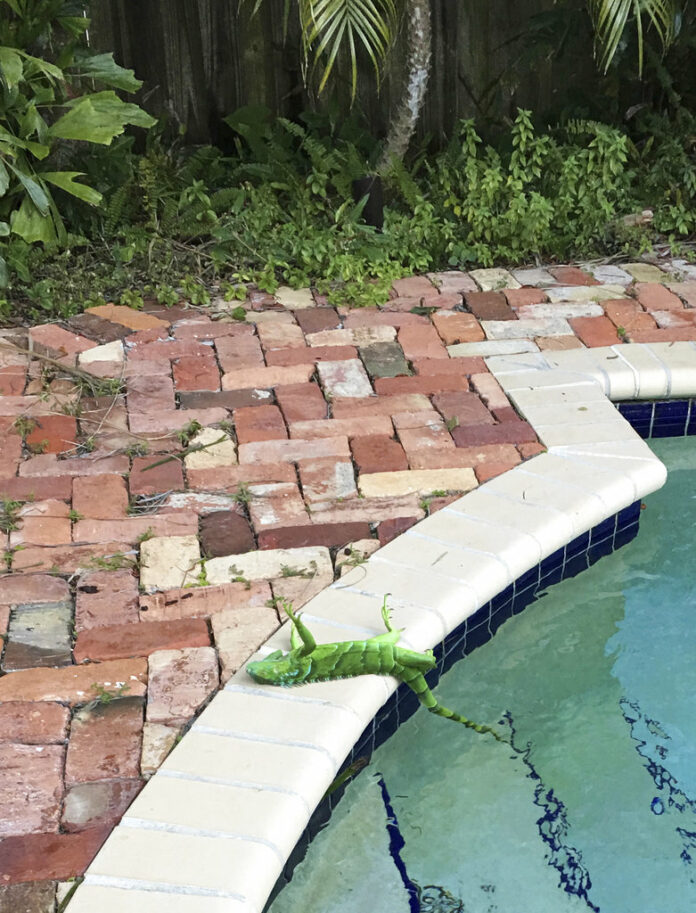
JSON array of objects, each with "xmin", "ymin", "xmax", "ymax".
[{"xmin": 1, "ymin": 257, "xmax": 696, "ymax": 907}]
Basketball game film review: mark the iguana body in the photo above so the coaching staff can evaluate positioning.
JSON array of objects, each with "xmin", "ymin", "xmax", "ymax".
[{"xmin": 246, "ymin": 598, "xmax": 505, "ymax": 742}]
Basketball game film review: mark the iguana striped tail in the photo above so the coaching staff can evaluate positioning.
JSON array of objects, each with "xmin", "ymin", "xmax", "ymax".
[{"xmin": 399, "ymin": 667, "xmax": 507, "ymax": 743}]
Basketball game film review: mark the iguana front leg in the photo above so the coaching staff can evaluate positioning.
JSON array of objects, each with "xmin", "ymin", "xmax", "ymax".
[{"xmin": 284, "ymin": 603, "xmax": 316, "ymax": 655}]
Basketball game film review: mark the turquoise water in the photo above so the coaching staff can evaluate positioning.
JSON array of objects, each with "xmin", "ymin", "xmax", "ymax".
[{"xmin": 269, "ymin": 438, "xmax": 696, "ymax": 913}]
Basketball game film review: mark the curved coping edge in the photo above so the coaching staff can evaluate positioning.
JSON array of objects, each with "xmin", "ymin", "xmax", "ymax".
[{"xmin": 68, "ymin": 341, "xmax": 696, "ymax": 913}]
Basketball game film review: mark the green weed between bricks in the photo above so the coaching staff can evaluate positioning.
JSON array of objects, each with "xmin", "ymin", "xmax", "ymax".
[{"xmin": 3, "ymin": 105, "xmax": 696, "ymax": 320}]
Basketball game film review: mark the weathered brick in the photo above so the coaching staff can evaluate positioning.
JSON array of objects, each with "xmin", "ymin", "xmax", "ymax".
[
  {"xmin": 451, "ymin": 420, "xmax": 537, "ymax": 447},
  {"xmin": 247, "ymin": 481, "xmax": 311, "ymax": 530},
  {"xmin": 65, "ymin": 697, "xmax": 143, "ymax": 785},
  {"xmin": 378, "ymin": 516, "xmax": 419, "ymax": 545},
  {"xmin": 391, "ymin": 275, "xmax": 438, "ymax": 298},
  {"xmin": 373, "ymin": 374, "xmax": 470, "ymax": 394},
  {"xmin": 213, "ymin": 334, "xmax": 264, "ymax": 373},
  {"xmin": 10, "ymin": 502, "xmax": 72, "ymax": 546},
  {"xmin": 140, "ymin": 722, "xmax": 180, "ymax": 774},
  {"xmin": 358, "ymin": 468, "xmax": 477, "ymax": 498},
  {"xmin": 288, "ymin": 415, "xmax": 393, "ymax": 439},
  {"xmin": 62, "ymin": 778, "xmax": 143, "ymax": 832},
  {"xmin": 87, "ymin": 303, "xmax": 169, "ymax": 330},
  {"xmin": 126, "ymin": 374, "xmax": 176, "ymax": 414},
  {"xmin": 294, "ymin": 307, "xmax": 341, "ymax": 334},
  {"xmin": 75, "ymin": 569, "xmax": 139, "ymax": 631},
  {"xmin": 129, "ymin": 455, "xmax": 185, "ymax": 495},
  {"xmin": 0, "ymin": 880, "xmax": 58, "ymax": 910},
  {"xmin": 0, "ymin": 743, "xmax": 65, "ymax": 836},
  {"xmin": 317, "ymin": 359, "xmax": 373, "ymax": 398},
  {"xmin": 73, "ymin": 618, "xmax": 210, "ymax": 663},
  {"xmin": 0, "ymin": 366, "xmax": 27, "ymax": 395},
  {"xmin": 432, "ymin": 391, "xmax": 494, "ymax": 425},
  {"xmin": 139, "ymin": 582, "xmax": 271, "ymax": 622},
  {"xmin": 427, "ymin": 270, "xmax": 478, "ymax": 294},
  {"xmin": 19, "ymin": 452, "xmax": 128, "ymax": 479},
  {"xmin": 10, "ymin": 540, "xmax": 133, "ymax": 574},
  {"xmin": 257, "ymin": 521, "xmax": 371, "ymax": 550},
  {"xmin": 146, "ymin": 646, "xmax": 220, "ymax": 726},
  {"xmin": 222, "ymin": 364, "xmax": 314, "ymax": 390},
  {"xmin": 470, "ymin": 373, "xmax": 509, "ymax": 411},
  {"xmin": 25, "ymin": 415, "xmax": 77, "ymax": 454},
  {"xmin": 412, "ymin": 357, "xmax": 484, "ymax": 376},
  {"xmin": 634, "ymin": 282, "xmax": 683, "ymax": 311},
  {"xmin": 0, "ymin": 575, "xmax": 69, "ymax": 605},
  {"xmin": 330, "ymin": 393, "xmax": 431, "ymax": 418},
  {"xmin": 568, "ymin": 316, "xmax": 621, "ymax": 347},
  {"xmin": 172, "ymin": 355, "xmax": 220, "ymax": 392},
  {"xmin": 2, "ymin": 601, "xmax": 73, "ymax": 671},
  {"xmin": 178, "ymin": 389, "xmax": 271, "ymax": 411},
  {"xmin": 309, "ymin": 494, "xmax": 424, "ymax": 525},
  {"xmin": 0, "ymin": 826, "xmax": 111, "ymax": 884},
  {"xmin": 397, "ymin": 324, "xmax": 448, "ymax": 359},
  {"xmin": 470, "ymin": 267, "xmax": 520, "ymax": 291},
  {"xmin": 183, "ymin": 428, "xmax": 237, "ymax": 470},
  {"xmin": 548, "ymin": 265, "xmax": 598, "ymax": 285},
  {"xmin": 186, "ymin": 462, "xmax": 296, "ymax": 491},
  {"xmin": 200, "ymin": 510, "xmax": 256, "ymax": 557},
  {"xmin": 298, "ymin": 458, "xmax": 357, "ymax": 504},
  {"xmin": 238, "ymin": 436, "xmax": 350, "ymax": 464},
  {"xmin": 0, "ymin": 702, "xmax": 69, "ymax": 744},
  {"xmin": 502, "ymin": 287, "xmax": 548, "ymax": 308},
  {"xmin": 518, "ymin": 441, "xmax": 547, "ymax": 459},
  {"xmin": 72, "ymin": 474, "xmax": 129, "ymax": 519},
  {"xmin": 359, "ymin": 341, "xmax": 411, "ymax": 379},
  {"xmin": 0, "ymin": 658, "xmax": 147, "ymax": 704},
  {"xmin": 29, "ymin": 325, "xmax": 97, "ymax": 359},
  {"xmin": 475, "ymin": 460, "xmax": 521, "ymax": 483},
  {"xmin": 173, "ymin": 318, "xmax": 252, "ymax": 341},
  {"xmin": 535, "ymin": 335, "xmax": 585, "ymax": 350},
  {"xmin": 275, "ymin": 382, "xmax": 327, "ymax": 422},
  {"xmin": 431, "ymin": 311, "xmax": 485, "ymax": 345},
  {"xmin": 464, "ymin": 291, "xmax": 515, "ymax": 321},
  {"xmin": 351, "ymin": 435, "xmax": 408, "ymax": 474},
  {"xmin": 127, "ymin": 407, "xmax": 228, "ymax": 435},
  {"xmin": 73, "ymin": 513, "xmax": 197, "ymax": 545},
  {"xmin": 234, "ymin": 405, "xmax": 287, "ymax": 443},
  {"xmin": 626, "ymin": 327, "xmax": 696, "ymax": 343},
  {"xmin": 265, "ymin": 344, "xmax": 357, "ymax": 366}
]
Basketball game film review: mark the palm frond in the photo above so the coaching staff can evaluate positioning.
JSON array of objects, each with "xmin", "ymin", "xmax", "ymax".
[
  {"xmin": 588, "ymin": 0, "xmax": 678, "ymax": 72},
  {"xmin": 299, "ymin": 0, "xmax": 397, "ymax": 101}
]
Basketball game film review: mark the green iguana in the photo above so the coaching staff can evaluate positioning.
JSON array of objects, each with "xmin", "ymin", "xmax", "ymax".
[{"xmin": 246, "ymin": 597, "xmax": 506, "ymax": 742}]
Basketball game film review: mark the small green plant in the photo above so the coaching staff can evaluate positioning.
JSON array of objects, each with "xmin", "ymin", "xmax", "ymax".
[
  {"xmin": 26, "ymin": 439, "xmax": 48, "ymax": 454},
  {"xmin": 279, "ymin": 560, "xmax": 317, "ymax": 578},
  {"xmin": 68, "ymin": 509, "xmax": 83, "ymax": 522},
  {"xmin": 180, "ymin": 274, "xmax": 211, "ymax": 306},
  {"xmin": 0, "ymin": 498, "xmax": 22, "ymax": 533},
  {"xmin": 12, "ymin": 416, "xmax": 37, "ymax": 437},
  {"xmin": 125, "ymin": 441, "xmax": 149, "ymax": 458},
  {"xmin": 87, "ymin": 682, "xmax": 131, "ymax": 707},
  {"xmin": 119, "ymin": 289, "xmax": 145, "ymax": 310},
  {"xmin": 86, "ymin": 551, "xmax": 137, "ymax": 571},
  {"xmin": 76, "ymin": 436, "xmax": 96, "ymax": 455},
  {"xmin": 229, "ymin": 481, "xmax": 252, "ymax": 506},
  {"xmin": 445, "ymin": 417, "xmax": 459, "ymax": 432},
  {"xmin": 228, "ymin": 564, "xmax": 251, "ymax": 589},
  {"xmin": 176, "ymin": 419, "xmax": 203, "ymax": 447},
  {"xmin": 135, "ymin": 527, "xmax": 155, "ymax": 545}
]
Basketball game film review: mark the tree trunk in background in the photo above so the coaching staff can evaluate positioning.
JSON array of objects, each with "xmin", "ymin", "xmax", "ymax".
[{"xmin": 376, "ymin": 0, "xmax": 431, "ymax": 171}]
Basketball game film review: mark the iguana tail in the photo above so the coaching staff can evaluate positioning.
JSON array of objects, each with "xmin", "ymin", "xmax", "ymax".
[{"xmin": 400, "ymin": 668, "xmax": 507, "ymax": 743}]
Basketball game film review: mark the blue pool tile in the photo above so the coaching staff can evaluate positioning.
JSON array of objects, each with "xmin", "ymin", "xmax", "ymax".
[
  {"xmin": 618, "ymin": 501, "xmax": 641, "ymax": 526},
  {"xmin": 651, "ymin": 421, "xmax": 687, "ymax": 438},
  {"xmin": 541, "ymin": 547, "xmax": 565, "ymax": 574},
  {"xmin": 590, "ymin": 515, "xmax": 616, "ymax": 543},
  {"xmin": 566, "ymin": 530, "xmax": 590, "ymax": 558},
  {"xmin": 654, "ymin": 400, "xmax": 689, "ymax": 422}
]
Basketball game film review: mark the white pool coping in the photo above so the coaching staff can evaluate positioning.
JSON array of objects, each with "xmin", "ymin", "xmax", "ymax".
[{"xmin": 68, "ymin": 341, "xmax": 696, "ymax": 913}]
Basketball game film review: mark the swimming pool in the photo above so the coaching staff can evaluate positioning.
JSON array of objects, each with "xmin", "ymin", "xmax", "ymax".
[{"xmin": 268, "ymin": 436, "xmax": 696, "ymax": 913}]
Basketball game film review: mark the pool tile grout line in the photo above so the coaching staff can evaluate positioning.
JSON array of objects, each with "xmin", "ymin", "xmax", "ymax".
[{"xmin": 67, "ymin": 345, "xmax": 696, "ymax": 913}]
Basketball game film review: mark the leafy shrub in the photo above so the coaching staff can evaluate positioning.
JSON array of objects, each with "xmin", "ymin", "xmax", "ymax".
[{"xmin": 0, "ymin": 0, "xmax": 155, "ymax": 284}]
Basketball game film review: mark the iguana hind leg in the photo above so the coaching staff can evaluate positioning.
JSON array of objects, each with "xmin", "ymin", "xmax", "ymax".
[{"xmin": 399, "ymin": 667, "xmax": 507, "ymax": 743}]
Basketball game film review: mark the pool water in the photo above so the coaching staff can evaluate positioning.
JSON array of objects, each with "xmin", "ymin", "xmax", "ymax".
[{"xmin": 268, "ymin": 438, "xmax": 696, "ymax": 913}]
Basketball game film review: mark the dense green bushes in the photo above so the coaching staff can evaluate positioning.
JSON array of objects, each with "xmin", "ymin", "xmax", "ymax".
[{"xmin": 2, "ymin": 101, "xmax": 696, "ymax": 320}]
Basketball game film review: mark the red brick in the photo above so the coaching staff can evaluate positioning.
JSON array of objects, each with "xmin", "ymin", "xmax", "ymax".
[
  {"xmin": 475, "ymin": 460, "xmax": 521, "ymax": 483},
  {"xmin": 65, "ymin": 698, "xmax": 143, "ymax": 785},
  {"xmin": 432, "ymin": 391, "xmax": 494, "ymax": 425},
  {"xmin": 87, "ymin": 303, "xmax": 169, "ymax": 331},
  {"xmin": 0, "ymin": 881, "xmax": 57, "ymax": 908},
  {"xmin": 129, "ymin": 455, "xmax": 185, "ymax": 495},
  {"xmin": 247, "ymin": 481, "xmax": 311, "ymax": 530},
  {"xmin": 222, "ymin": 363, "xmax": 314, "ymax": 391},
  {"xmin": 0, "ymin": 658, "xmax": 147, "ymax": 704},
  {"xmin": 634, "ymin": 282, "xmax": 684, "ymax": 311},
  {"xmin": 178, "ymin": 389, "xmax": 270, "ymax": 410},
  {"xmin": 10, "ymin": 513, "xmax": 72, "ymax": 547},
  {"xmin": 29, "ymin": 325, "xmax": 97, "ymax": 359},
  {"xmin": 503, "ymin": 287, "xmax": 548, "ymax": 308},
  {"xmin": 568, "ymin": 316, "xmax": 621, "ymax": 347},
  {"xmin": 126, "ymin": 374, "xmax": 175, "ymax": 414},
  {"xmin": 0, "ymin": 702, "xmax": 69, "ymax": 744},
  {"xmin": 288, "ymin": 416, "xmax": 393, "ymax": 439},
  {"xmin": 73, "ymin": 512, "xmax": 197, "ymax": 545},
  {"xmin": 0, "ymin": 476, "xmax": 72, "ymax": 502},
  {"xmin": 127, "ymin": 338, "xmax": 211, "ymax": 364},
  {"xmin": 72, "ymin": 474, "xmax": 128, "ymax": 519},
  {"xmin": 139, "ymin": 582, "xmax": 271, "ymax": 622},
  {"xmin": 0, "ymin": 433, "xmax": 21, "ymax": 479},
  {"xmin": 75, "ymin": 569, "xmax": 139, "ymax": 631},
  {"xmin": 464, "ymin": 291, "xmax": 515, "ymax": 320},
  {"xmin": 331, "ymin": 393, "xmax": 430, "ymax": 419},
  {"xmin": 275, "ymin": 382, "xmax": 327, "ymax": 423},
  {"xmin": 62, "ymin": 778, "xmax": 143, "ymax": 832},
  {"xmin": 414, "ymin": 357, "xmax": 484, "ymax": 378},
  {"xmin": 294, "ymin": 308, "xmax": 341, "ymax": 334},
  {"xmin": 73, "ymin": 618, "xmax": 210, "ymax": 663},
  {"xmin": 214, "ymin": 334, "xmax": 264, "ymax": 372},
  {"xmin": 602, "ymin": 299, "xmax": 655, "ymax": 332},
  {"xmin": 431, "ymin": 312, "xmax": 484, "ymax": 345},
  {"xmin": 258, "ymin": 521, "xmax": 371, "ymax": 550},
  {"xmin": 392, "ymin": 276, "xmax": 438, "ymax": 299},
  {"xmin": 11, "ymin": 540, "xmax": 133, "ymax": 574},
  {"xmin": 173, "ymin": 319, "xmax": 253, "ymax": 341},
  {"xmin": 398, "ymin": 422, "xmax": 454, "ymax": 457},
  {"xmin": 173, "ymin": 355, "xmax": 220, "ymax": 392},
  {"xmin": 238, "ymin": 436, "xmax": 349, "ymax": 464},
  {"xmin": 256, "ymin": 318, "xmax": 305, "ymax": 350},
  {"xmin": 146, "ymin": 646, "xmax": 219, "ymax": 726},
  {"xmin": 536, "ymin": 335, "xmax": 585, "ymax": 350},
  {"xmin": 425, "ymin": 494, "xmax": 460, "ymax": 513},
  {"xmin": 650, "ymin": 309, "xmax": 695, "ymax": 328},
  {"xmin": 548, "ymin": 266, "xmax": 598, "ymax": 286},
  {"xmin": 451, "ymin": 421, "xmax": 537, "ymax": 447},
  {"xmin": 200, "ymin": 510, "xmax": 255, "ymax": 557},
  {"xmin": 125, "ymin": 326, "xmax": 169, "ymax": 346},
  {"xmin": 0, "ymin": 366, "xmax": 26, "ymax": 395},
  {"xmin": 397, "ymin": 325, "xmax": 448, "ymax": 359},
  {"xmin": 266, "ymin": 344, "xmax": 357, "ymax": 366},
  {"xmin": 19, "ymin": 453, "xmax": 129, "ymax": 478},
  {"xmin": 378, "ymin": 516, "xmax": 419, "ymax": 545},
  {"xmin": 351, "ymin": 435, "xmax": 408, "ymax": 474},
  {"xmin": 374, "ymin": 374, "xmax": 470, "ymax": 395},
  {"xmin": 405, "ymin": 449, "xmax": 498, "ymax": 470},
  {"xmin": 518, "ymin": 441, "xmax": 546, "ymax": 458},
  {"xmin": 626, "ymin": 327, "xmax": 696, "ymax": 343},
  {"xmin": 234, "ymin": 404, "xmax": 287, "ymax": 443},
  {"xmin": 665, "ymin": 280, "xmax": 696, "ymax": 308},
  {"xmin": 0, "ymin": 827, "xmax": 110, "ymax": 883},
  {"xmin": 25, "ymin": 415, "xmax": 77, "ymax": 454},
  {"xmin": 0, "ymin": 575, "xmax": 69, "ymax": 605},
  {"xmin": 0, "ymin": 743, "xmax": 65, "ymax": 836},
  {"xmin": 298, "ymin": 458, "xmax": 357, "ymax": 504},
  {"xmin": 342, "ymin": 311, "xmax": 429, "ymax": 328},
  {"xmin": 186, "ymin": 463, "xmax": 296, "ymax": 491}
]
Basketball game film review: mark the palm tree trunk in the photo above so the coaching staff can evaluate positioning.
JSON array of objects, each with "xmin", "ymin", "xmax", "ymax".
[{"xmin": 376, "ymin": 0, "xmax": 431, "ymax": 172}]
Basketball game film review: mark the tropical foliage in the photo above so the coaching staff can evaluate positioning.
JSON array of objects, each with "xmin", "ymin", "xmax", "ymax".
[{"xmin": 0, "ymin": 0, "xmax": 155, "ymax": 284}]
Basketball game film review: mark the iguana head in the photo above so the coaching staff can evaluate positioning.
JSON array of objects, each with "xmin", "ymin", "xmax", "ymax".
[{"xmin": 246, "ymin": 649, "xmax": 312, "ymax": 685}]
